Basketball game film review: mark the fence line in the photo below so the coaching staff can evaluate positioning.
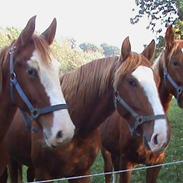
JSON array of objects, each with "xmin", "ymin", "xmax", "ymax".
[{"xmin": 28, "ymin": 159, "xmax": 183, "ymax": 183}]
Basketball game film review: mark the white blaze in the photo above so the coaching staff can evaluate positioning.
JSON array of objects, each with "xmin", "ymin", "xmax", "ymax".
[
  {"xmin": 132, "ymin": 66, "xmax": 168, "ymax": 152},
  {"xmin": 28, "ymin": 50, "xmax": 75, "ymax": 147}
]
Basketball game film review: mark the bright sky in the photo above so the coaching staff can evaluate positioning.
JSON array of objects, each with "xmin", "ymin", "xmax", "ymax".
[{"xmin": 0, "ymin": 0, "xmax": 157, "ymax": 52}]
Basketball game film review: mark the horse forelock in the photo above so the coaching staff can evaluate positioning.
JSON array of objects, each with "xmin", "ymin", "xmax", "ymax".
[
  {"xmin": 0, "ymin": 35, "xmax": 52, "ymax": 67},
  {"xmin": 32, "ymin": 35, "xmax": 52, "ymax": 65},
  {"xmin": 113, "ymin": 53, "xmax": 152, "ymax": 90}
]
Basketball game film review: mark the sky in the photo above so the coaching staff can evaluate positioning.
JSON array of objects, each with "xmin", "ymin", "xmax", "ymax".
[{"xmin": 0, "ymin": 0, "xmax": 157, "ymax": 52}]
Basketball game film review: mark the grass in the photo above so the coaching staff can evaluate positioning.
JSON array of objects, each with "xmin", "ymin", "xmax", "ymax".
[{"xmin": 23, "ymin": 99, "xmax": 183, "ymax": 183}]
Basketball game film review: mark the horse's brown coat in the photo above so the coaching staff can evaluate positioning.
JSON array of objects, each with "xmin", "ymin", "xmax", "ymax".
[
  {"xmin": 2, "ymin": 38, "xmax": 166, "ymax": 183},
  {"xmin": 100, "ymin": 26, "xmax": 183, "ymax": 183}
]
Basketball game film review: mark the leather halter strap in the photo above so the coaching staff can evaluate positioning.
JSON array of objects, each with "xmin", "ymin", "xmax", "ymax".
[
  {"xmin": 9, "ymin": 46, "xmax": 68, "ymax": 128},
  {"xmin": 163, "ymin": 59, "xmax": 183, "ymax": 103},
  {"xmin": 114, "ymin": 91, "xmax": 166, "ymax": 136}
]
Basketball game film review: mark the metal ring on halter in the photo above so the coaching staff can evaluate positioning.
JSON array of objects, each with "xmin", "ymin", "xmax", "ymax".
[
  {"xmin": 31, "ymin": 109, "xmax": 39, "ymax": 119},
  {"xmin": 177, "ymin": 87, "xmax": 183, "ymax": 95}
]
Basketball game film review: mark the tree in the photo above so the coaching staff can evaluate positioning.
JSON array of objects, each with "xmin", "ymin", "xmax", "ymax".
[
  {"xmin": 67, "ymin": 38, "xmax": 77, "ymax": 49},
  {"xmin": 79, "ymin": 42, "xmax": 100, "ymax": 53},
  {"xmin": 0, "ymin": 27, "xmax": 20, "ymax": 48},
  {"xmin": 131, "ymin": 0, "xmax": 183, "ymax": 34},
  {"xmin": 100, "ymin": 43, "xmax": 120, "ymax": 57}
]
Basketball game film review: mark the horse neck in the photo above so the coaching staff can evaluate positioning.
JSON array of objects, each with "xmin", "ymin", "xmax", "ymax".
[
  {"xmin": 62, "ymin": 57, "xmax": 118, "ymax": 136},
  {"xmin": 153, "ymin": 52, "xmax": 173, "ymax": 112},
  {"xmin": 0, "ymin": 58, "xmax": 17, "ymax": 141},
  {"xmin": 0, "ymin": 93, "xmax": 17, "ymax": 142}
]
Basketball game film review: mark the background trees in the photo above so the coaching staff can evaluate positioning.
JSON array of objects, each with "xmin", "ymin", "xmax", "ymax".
[
  {"xmin": 131, "ymin": 0, "xmax": 183, "ymax": 34},
  {"xmin": 0, "ymin": 27, "xmax": 120, "ymax": 73},
  {"xmin": 131, "ymin": 0, "xmax": 183, "ymax": 54}
]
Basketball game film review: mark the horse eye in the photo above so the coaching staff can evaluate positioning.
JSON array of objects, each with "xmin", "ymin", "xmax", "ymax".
[
  {"xmin": 173, "ymin": 61, "xmax": 179, "ymax": 66},
  {"xmin": 27, "ymin": 68, "xmax": 38, "ymax": 78},
  {"xmin": 128, "ymin": 79, "xmax": 137, "ymax": 87}
]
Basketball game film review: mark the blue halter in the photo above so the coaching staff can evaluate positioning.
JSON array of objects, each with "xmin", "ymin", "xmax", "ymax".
[
  {"xmin": 114, "ymin": 91, "xmax": 166, "ymax": 136},
  {"xmin": 9, "ymin": 45, "xmax": 68, "ymax": 129}
]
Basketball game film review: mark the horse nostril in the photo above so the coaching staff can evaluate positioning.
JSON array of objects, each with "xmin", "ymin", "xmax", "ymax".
[
  {"xmin": 56, "ymin": 130, "xmax": 63, "ymax": 139},
  {"xmin": 153, "ymin": 134, "xmax": 159, "ymax": 145}
]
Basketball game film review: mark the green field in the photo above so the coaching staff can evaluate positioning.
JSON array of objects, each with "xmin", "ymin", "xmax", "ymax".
[{"xmin": 23, "ymin": 99, "xmax": 183, "ymax": 183}]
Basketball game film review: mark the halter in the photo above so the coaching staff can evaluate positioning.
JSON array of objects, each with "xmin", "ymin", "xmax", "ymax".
[
  {"xmin": 9, "ymin": 45, "xmax": 68, "ymax": 129},
  {"xmin": 114, "ymin": 91, "xmax": 166, "ymax": 136},
  {"xmin": 163, "ymin": 59, "xmax": 183, "ymax": 104}
]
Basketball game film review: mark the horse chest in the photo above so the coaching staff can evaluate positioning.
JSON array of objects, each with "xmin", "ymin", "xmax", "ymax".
[{"xmin": 34, "ymin": 131, "xmax": 101, "ymax": 177}]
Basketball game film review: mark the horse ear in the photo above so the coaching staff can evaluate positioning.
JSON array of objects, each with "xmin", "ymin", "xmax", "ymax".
[
  {"xmin": 120, "ymin": 36, "xmax": 131, "ymax": 62},
  {"xmin": 142, "ymin": 39, "xmax": 155, "ymax": 62},
  {"xmin": 15, "ymin": 16, "xmax": 36, "ymax": 49},
  {"xmin": 41, "ymin": 18, "xmax": 57, "ymax": 45},
  {"xmin": 165, "ymin": 25, "xmax": 174, "ymax": 51}
]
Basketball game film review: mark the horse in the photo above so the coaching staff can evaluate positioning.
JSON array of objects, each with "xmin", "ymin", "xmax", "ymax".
[
  {"xmin": 3, "ymin": 37, "xmax": 169, "ymax": 182},
  {"xmin": 0, "ymin": 16, "xmax": 75, "ymax": 178},
  {"xmin": 99, "ymin": 25, "xmax": 183, "ymax": 183}
]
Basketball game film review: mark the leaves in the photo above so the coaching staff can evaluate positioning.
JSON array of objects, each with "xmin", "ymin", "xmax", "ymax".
[{"xmin": 131, "ymin": 0, "xmax": 181, "ymax": 34}]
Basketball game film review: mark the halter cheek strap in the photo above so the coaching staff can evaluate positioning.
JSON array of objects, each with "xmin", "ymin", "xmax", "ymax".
[
  {"xmin": 114, "ymin": 91, "xmax": 166, "ymax": 136},
  {"xmin": 9, "ymin": 46, "xmax": 68, "ymax": 130},
  {"xmin": 163, "ymin": 61, "xmax": 183, "ymax": 103}
]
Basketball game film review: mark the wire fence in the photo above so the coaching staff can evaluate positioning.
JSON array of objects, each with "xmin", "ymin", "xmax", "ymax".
[{"xmin": 28, "ymin": 159, "xmax": 183, "ymax": 183}]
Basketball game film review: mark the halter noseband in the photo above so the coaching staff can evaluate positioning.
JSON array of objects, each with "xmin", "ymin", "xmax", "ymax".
[
  {"xmin": 9, "ymin": 46, "xmax": 68, "ymax": 129},
  {"xmin": 163, "ymin": 59, "xmax": 183, "ymax": 104},
  {"xmin": 114, "ymin": 91, "xmax": 166, "ymax": 136}
]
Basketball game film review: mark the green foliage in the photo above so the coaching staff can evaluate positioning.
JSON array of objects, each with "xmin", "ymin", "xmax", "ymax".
[
  {"xmin": 131, "ymin": 0, "xmax": 183, "ymax": 34},
  {"xmin": 0, "ymin": 27, "xmax": 20, "ymax": 48},
  {"xmin": 52, "ymin": 40, "xmax": 104, "ymax": 73},
  {"xmin": 100, "ymin": 43, "xmax": 120, "ymax": 57},
  {"xmin": 155, "ymin": 35, "xmax": 165, "ymax": 58},
  {"xmin": 174, "ymin": 20, "xmax": 183, "ymax": 39},
  {"xmin": 79, "ymin": 42, "xmax": 101, "ymax": 53}
]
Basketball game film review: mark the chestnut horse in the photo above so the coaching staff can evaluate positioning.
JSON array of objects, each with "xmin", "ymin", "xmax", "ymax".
[
  {"xmin": 100, "ymin": 25, "xmax": 183, "ymax": 183},
  {"xmin": 3, "ymin": 37, "xmax": 169, "ymax": 182},
  {"xmin": 0, "ymin": 16, "xmax": 75, "ymax": 179}
]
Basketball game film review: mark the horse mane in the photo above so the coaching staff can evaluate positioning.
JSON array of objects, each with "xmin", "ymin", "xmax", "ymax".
[
  {"xmin": 61, "ymin": 56, "xmax": 119, "ymax": 108},
  {"xmin": 113, "ymin": 53, "xmax": 152, "ymax": 90}
]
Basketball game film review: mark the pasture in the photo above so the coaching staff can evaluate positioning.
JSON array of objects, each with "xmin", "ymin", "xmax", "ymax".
[{"xmin": 21, "ymin": 99, "xmax": 183, "ymax": 183}]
